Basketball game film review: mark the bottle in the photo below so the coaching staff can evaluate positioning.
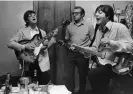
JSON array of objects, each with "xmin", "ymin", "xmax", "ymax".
[
  {"xmin": 32, "ymin": 69, "xmax": 38, "ymax": 91},
  {"xmin": 4, "ymin": 73, "xmax": 12, "ymax": 94},
  {"xmin": 19, "ymin": 77, "xmax": 29, "ymax": 94},
  {"xmin": 33, "ymin": 69, "xmax": 38, "ymax": 84}
]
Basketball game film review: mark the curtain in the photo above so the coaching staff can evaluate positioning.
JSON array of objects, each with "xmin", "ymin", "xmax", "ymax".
[
  {"xmin": 125, "ymin": 3, "xmax": 133, "ymax": 37},
  {"xmin": 33, "ymin": 1, "xmax": 75, "ymax": 84}
]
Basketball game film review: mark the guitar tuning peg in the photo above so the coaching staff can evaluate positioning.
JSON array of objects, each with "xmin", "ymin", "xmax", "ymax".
[
  {"xmin": 62, "ymin": 20, "xmax": 70, "ymax": 27},
  {"xmin": 56, "ymin": 40, "xmax": 64, "ymax": 46}
]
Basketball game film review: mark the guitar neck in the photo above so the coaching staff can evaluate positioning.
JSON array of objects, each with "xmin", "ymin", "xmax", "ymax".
[
  {"xmin": 75, "ymin": 46, "xmax": 85, "ymax": 52},
  {"xmin": 38, "ymin": 30, "xmax": 54, "ymax": 44},
  {"xmin": 39, "ymin": 24, "xmax": 63, "ymax": 43},
  {"xmin": 38, "ymin": 20, "xmax": 70, "ymax": 44},
  {"xmin": 43, "ymin": 31, "xmax": 54, "ymax": 40},
  {"xmin": 58, "ymin": 40, "xmax": 104, "ymax": 58},
  {"xmin": 75, "ymin": 46, "xmax": 104, "ymax": 58},
  {"xmin": 62, "ymin": 42, "xmax": 71, "ymax": 48}
]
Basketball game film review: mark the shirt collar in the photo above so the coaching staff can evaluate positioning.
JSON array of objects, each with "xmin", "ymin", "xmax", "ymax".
[
  {"xmin": 105, "ymin": 21, "xmax": 113, "ymax": 31},
  {"xmin": 73, "ymin": 19, "xmax": 84, "ymax": 27},
  {"xmin": 28, "ymin": 26, "xmax": 39, "ymax": 32},
  {"xmin": 99, "ymin": 21, "xmax": 113, "ymax": 32}
]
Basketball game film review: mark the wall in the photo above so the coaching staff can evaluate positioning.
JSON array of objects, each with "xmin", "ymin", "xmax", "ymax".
[{"xmin": 0, "ymin": 1, "xmax": 33, "ymax": 76}]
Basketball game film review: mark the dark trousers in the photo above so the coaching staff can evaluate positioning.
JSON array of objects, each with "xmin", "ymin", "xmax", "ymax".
[
  {"xmin": 24, "ymin": 62, "xmax": 50, "ymax": 85},
  {"xmin": 64, "ymin": 50, "xmax": 89, "ymax": 94},
  {"xmin": 88, "ymin": 64, "xmax": 117, "ymax": 94}
]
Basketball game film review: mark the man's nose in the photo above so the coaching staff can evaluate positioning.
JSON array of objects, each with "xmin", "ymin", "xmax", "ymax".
[
  {"xmin": 95, "ymin": 13, "xmax": 99, "ymax": 17},
  {"xmin": 33, "ymin": 16, "xmax": 36, "ymax": 19},
  {"xmin": 73, "ymin": 14, "xmax": 76, "ymax": 17}
]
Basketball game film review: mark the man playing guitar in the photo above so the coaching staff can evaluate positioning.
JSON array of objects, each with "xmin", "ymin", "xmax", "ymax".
[
  {"xmin": 7, "ymin": 10, "xmax": 58, "ymax": 84},
  {"xmin": 78, "ymin": 5, "xmax": 133, "ymax": 94}
]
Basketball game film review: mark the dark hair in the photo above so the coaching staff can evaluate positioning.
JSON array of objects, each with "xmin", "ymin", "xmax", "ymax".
[
  {"xmin": 74, "ymin": 6, "xmax": 85, "ymax": 17},
  {"xmin": 95, "ymin": 5, "xmax": 114, "ymax": 22},
  {"xmin": 120, "ymin": 18, "xmax": 128, "ymax": 28},
  {"xmin": 23, "ymin": 10, "xmax": 36, "ymax": 27}
]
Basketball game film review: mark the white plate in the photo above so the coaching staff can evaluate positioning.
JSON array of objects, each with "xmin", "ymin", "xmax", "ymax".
[{"xmin": 11, "ymin": 87, "xmax": 20, "ymax": 93}]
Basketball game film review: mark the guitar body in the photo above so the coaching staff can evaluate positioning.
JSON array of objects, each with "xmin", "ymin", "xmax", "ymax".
[
  {"xmin": 96, "ymin": 48, "xmax": 133, "ymax": 75},
  {"xmin": 97, "ymin": 48, "xmax": 116, "ymax": 66},
  {"xmin": 15, "ymin": 34, "xmax": 41, "ymax": 63},
  {"xmin": 112, "ymin": 52, "xmax": 133, "ymax": 75}
]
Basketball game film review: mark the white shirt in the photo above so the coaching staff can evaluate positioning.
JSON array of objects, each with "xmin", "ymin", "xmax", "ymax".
[
  {"xmin": 30, "ymin": 28, "xmax": 39, "ymax": 38},
  {"xmin": 29, "ymin": 26, "xmax": 50, "ymax": 72}
]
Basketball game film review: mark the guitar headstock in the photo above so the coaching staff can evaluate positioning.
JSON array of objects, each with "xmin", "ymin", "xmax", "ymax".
[
  {"xmin": 56, "ymin": 40, "xmax": 65, "ymax": 46},
  {"xmin": 62, "ymin": 20, "xmax": 70, "ymax": 27}
]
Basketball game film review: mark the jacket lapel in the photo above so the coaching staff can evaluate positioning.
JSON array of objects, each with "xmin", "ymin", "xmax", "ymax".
[{"xmin": 22, "ymin": 27, "xmax": 32, "ymax": 39}]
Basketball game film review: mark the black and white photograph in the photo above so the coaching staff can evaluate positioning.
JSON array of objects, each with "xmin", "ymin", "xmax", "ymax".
[{"xmin": 0, "ymin": 0, "xmax": 133, "ymax": 94}]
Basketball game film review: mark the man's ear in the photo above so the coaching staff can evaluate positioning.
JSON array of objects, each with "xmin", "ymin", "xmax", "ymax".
[
  {"xmin": 107, "ymin": 15, "xmax": 110, "ymax": 20},
  {"xmin": 82, "ymin": 14, "xmax": 85, "ymax": 18}
]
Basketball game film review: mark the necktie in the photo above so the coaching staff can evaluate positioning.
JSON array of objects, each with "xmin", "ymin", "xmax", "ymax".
[
  {"xmin": 98, "ymin": 27, "xmax": 109, "ymax": 51},
  {"xmin": 101, "ymin": 26, "xmax": 109, "ymax": 38}
]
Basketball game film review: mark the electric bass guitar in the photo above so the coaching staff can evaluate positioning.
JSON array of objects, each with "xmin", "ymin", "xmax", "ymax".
[
  {"xmin": 57, "ymin": 40, "xmax": 133, "ymax": 75},
  {"xmin": 15, "ymin": 20, "xmax": 70, "ymax": 63}
]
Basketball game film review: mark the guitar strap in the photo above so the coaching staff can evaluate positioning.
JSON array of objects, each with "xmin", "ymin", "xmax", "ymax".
[
  {"xmin": 38, "ymin": 28, "xmax": 43, "ymax": 39},
  {"xmin": 89, "ymin": 24, "xmax": 101, "ymax": 69},
  {"xmin": 89, "ymin": 24, "xmax": 99, "ymax": 47}
]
